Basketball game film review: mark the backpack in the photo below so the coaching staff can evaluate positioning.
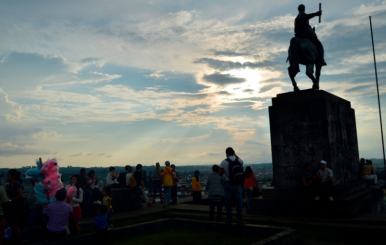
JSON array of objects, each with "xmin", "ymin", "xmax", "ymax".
[
  {"xmin": 226, "ymin": 157, "xmax": 244, "ymax": 185},
  {"xmin": 128, "ymin": 174, "xmax": 137, "ymax": 188}
]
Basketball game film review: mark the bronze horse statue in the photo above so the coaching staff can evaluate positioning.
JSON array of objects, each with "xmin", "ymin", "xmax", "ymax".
[{"xmin": 287, "ymin": 36, "xmax": 323, "ymax": 92}]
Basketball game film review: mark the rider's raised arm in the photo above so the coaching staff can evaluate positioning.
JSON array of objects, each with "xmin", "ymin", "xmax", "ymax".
[{"xmin": 303, "ymin": 11, "xmax": 321, "ymax": 20}]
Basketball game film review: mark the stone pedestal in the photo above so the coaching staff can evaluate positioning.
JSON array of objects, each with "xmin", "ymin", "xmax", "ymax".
[{"xmin": 269, "ymin": 89, "xmax": 360, "ymax": 187}]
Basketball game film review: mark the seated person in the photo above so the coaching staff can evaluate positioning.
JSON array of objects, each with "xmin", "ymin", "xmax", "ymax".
[
  {"xmin": 299, "ymin": 164, "xmax": 316, "ymax": 199},
  {"xmin": 360, "ymin": 160, "xmax": 379, "ymax": 188},
  {"xmin": 315, "ymin": 160, "xmax": 334, "ymax": 201},
  {"xmin": 106, "ymin": 167, "xmax": 120, "ymax": 188},
  {"xmin": 43, "ymin": 188, "xmax": 73, "ymax": 241}
]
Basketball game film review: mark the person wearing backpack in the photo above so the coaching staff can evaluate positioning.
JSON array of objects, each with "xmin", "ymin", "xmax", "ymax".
[{"xmin": 219, "ymin": 147, "xmax": 246, "ymax": 225}]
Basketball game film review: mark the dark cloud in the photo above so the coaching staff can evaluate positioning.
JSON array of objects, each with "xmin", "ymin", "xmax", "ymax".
[
  {"xmin": 216, "ymin": 91, "xmax": 232, "ymax": 95},
  {"xmin": 245, "ymin": 140, "xmax": 266, "ymax": 145},
  {"xmin": 0, "ymin": 147, "xmax": 57, "ymax": 157},
  {"xmin": 259, "ymin": 84, "xmax": 279, "ymax": 93},
  {"xmin": 243, "ymin": 89, "xmax": 254, "ymax": 93},
  {"xmin": 212, "ymin": 50, "xmax": 250, "ymax": 57},
  {"xmin": 203, "ymin": 73, "xmax": 246, "ymax": 86},
  {"xmin": 195, "ymin": 58, "xmax": 278, "ymax": 71},
  {"xmin": 344, "ymin": 85, "xmax": 372, "ymax": 93}
]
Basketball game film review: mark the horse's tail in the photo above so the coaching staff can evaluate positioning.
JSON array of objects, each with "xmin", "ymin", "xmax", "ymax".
[{"xmin": 288, "ymin": 37, "xmax": 300, "ymax": 73}]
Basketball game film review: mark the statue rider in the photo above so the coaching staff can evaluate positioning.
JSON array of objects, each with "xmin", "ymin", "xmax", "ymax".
[{"xmin": 295, "ymin": 4, "xmax": 326, "ymax": 66}]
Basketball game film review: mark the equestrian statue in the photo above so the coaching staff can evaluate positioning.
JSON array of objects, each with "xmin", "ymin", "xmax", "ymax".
[{"xmin": 287, "ymin": 4, "xmax": 326, "ymax": 91}]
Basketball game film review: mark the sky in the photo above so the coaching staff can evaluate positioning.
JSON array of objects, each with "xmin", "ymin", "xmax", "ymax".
[{"xmin": 0, "ymin": 0, "xmax": 386, "ymax": 168}]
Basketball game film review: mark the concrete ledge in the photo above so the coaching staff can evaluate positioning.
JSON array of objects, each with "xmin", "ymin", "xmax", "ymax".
[
  {"xmin": 111, "ymin": 187, "xmax": 142, "ymax": 212},
  {"xmin": 33, "ymin": 218, "xmax": 296, "ymax": 245}
]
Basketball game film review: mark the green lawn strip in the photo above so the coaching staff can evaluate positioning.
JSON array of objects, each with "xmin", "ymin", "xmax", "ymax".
[
  {"xmin": 78, "ymin": 212, "xmax": 168, "ymax": 234},
  {"xmin": 167, "ymin": 212, "xmax": 385, "ymax": 244},
  {"xmin": 109, "ymin": 227, "xmax": 262, "ymax": 245}
]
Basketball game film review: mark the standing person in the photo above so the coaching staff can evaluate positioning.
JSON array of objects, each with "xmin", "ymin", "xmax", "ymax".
[
  {"xmin": 152, "ymin": 163, "xmax": 163, "ymax": 204},
  {"xmin": 244, "ymin": 166, "xmax": 261, "ymax": 208},
  {"xmin": 21, "ymin": 178, "xmax": 47, "ymax": 244},
  {"xmin": 299, "ymin": 164, "xmax": 316, "ymax": 199},
  {"xmin": 5, "ymin": 169, "xmax": 23, "ymax": 244},
  {"xmin": 102, "ymin": 186, "xmax": 113, "ymax": 230},
  {"xmin": 360, "ymin": 160, "xmax": 380, "ymax": 188},
  {"xmin": 161, "ymin": 161, "xmax": 175, "ymax": 208},
  {"xmin": 106, "ymin": 167, "xmax": 120, "ymax": 188},
  {"xmin": 205, "ymin": 165, "xmax": 224, "ymax": 222},
  {"xmin": 93, "ymin": 205, "xmax": 108, "ymax": 245},
  {"xmin": 315, "ymin": 160, "xmax": 334, "ymax": 201},
  {"xmin": 43, "ymin": 188, "xmax": 73, "ymax": 241},
  {"xmin": 125, "ymin": 166, "xmax": 134, "ymax": 186},
  {"xmin": 118, "ymin": 166, "xmax": 129, "ymax": 186},
  {"xmin": 192, "ymin": 170, "xmax": 202, "ymax": 205},
  {"xmin": 0, "ymin": 186, "xmax": 9, "ymax": 245},
  {"xmin": 219, "ymin": 147, "xmax": 246, "ymax": 225},
  {"xmin": 134, "ymin": 164, "xmax": 152, "ymax": 207},
  {"xmin": 87, "ymin": 170, "xmax": 101, "ymax": 203},
  {"xmin": 80, "ymin": 168, "xmax": 92, "ymax": 208},
  {"xmin": 66, "ymin": 174, "xmax": 83, "ymax": 235},
  {"xmin": 170, "ymin": 164, "xmax": 179, "ymax": 205}
]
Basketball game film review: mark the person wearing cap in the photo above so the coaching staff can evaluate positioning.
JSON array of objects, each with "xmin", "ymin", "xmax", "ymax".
[
  {"xmin": 315, "ymin": 160, "xmax": 334, "ymax": 201},
  {"xmin": 161, "ymin": 161, "xmax": 176, "ymax": 208},
  {"xmin": 170, "ymin": 164, "xmax": 179, "ymax": 205},
  {"xmin": 192, "ymin": 170, "xmax": 202, "ymax": 204},
  {"xmin": 152, "ymin": 162, "xmax": 163, "ymax": 204}
]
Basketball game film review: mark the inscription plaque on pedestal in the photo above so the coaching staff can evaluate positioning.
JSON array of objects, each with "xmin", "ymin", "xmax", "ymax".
[{"xmin": 269, "ymin": 89, "xmax": 360, "ymax": 187}]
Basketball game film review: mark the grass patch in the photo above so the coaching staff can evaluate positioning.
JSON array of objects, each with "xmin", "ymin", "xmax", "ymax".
[
  {"xmin": 110, "ymin": 227, "xmax": 263, "ymax": 245},
  {"xmin": 167, "ymin": 212, "xmax": 386, "ymax": 245}
]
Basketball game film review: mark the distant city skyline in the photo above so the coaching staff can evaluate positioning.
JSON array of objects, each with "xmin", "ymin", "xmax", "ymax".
[{"xmin": 0, "ymin": 0, "xmax": 386, "ymax": 168}]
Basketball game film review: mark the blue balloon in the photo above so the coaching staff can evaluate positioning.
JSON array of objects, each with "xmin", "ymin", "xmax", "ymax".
[
  {"xmin": 35, "ymin": 184, "xmax": 46, "ymax": 192},
  {"xmin": 34, "ymin": 190, "xmax": 46, "ymax": 198},
  {"xmin": 26, "ymin": 169, "xmax": 41, "ymax": 178},
  {"xmin": 36, "ymin": 196, "xmax": 48, "ymax": 204},
  {"xmin": 48, "ymin": 197, "xmax": 55, "ymax": 204}
]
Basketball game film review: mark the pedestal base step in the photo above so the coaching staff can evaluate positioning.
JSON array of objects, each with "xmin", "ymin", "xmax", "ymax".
[{"xmin": 248, "ymin": 188, "xmax": 383, "ymax": 219}]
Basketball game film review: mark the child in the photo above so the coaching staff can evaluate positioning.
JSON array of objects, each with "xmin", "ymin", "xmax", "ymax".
[
  {"xmin": 205, "ymin": 165, "xmax": 224, "ymax": 222},
  {"xmin": 102, "ymin": 186, "xmax": 113, "ymax": 230},
  {"xmin": 93, "ymin": 205, "xmax": 108, "ymax": 245}
]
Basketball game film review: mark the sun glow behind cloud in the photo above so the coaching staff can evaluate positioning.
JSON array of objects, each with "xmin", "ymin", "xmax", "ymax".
[{"xmin": 223, "ymin": 68, "xmax": 263, "ymax": 99}]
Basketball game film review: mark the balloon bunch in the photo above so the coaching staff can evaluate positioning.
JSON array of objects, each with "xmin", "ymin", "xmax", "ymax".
[
  {"xmin": 26, "ymin": 158, "xmax": 64, "ymax": 204},
  {"xmin": 26, "ymin": 160, "xmax": 47, "ymax": 204},
  {"xmin": 41, "ymin": 158, "xmax": 64, "ymax": 203}
]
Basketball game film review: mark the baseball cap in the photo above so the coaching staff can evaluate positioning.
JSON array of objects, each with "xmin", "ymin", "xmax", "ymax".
[{"xmin": 320, "ymin": 160, "xmax": 327, "ymax": 164}]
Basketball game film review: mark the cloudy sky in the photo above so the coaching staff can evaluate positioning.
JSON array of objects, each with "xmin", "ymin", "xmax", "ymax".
[{"xmin": 0, "ymin": 0, "xmax": 385, "ymax": 168}]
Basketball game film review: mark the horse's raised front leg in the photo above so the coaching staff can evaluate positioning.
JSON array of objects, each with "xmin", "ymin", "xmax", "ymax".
[
  {"xmin": 305, "ymin": 64, "xmax": 318, "ymax": 90},
  {"xmin": 288, "ymin": 66, "xmax": 300, "ymax": 92}
]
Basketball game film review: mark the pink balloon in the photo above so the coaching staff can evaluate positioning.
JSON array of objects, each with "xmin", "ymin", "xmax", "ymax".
[{"xmin": 67, "ymin": 186, "xmax": 76, "ymax": 197}]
